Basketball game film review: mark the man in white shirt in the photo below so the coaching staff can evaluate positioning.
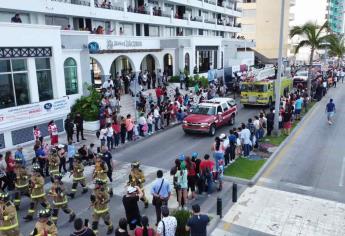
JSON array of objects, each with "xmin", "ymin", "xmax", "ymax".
[
  {"xmin": 240, "ymin": 123, "xmax": 251, "ymax": 157},
  {"xmin": 153, "ymin": 105, "xmax": 160, "ymax": 131},
  {"xmin": 102, "ymin": 78, "xmax": 114, "ymax": 89},
  {"xmin": 106, "ymin": 124, "xmax": 114, "ymax": 150},
  {"xmin": 99, "ymin": 127, "xmax": 107, "ymax": 147},
  {"xmin": 157, "ymin": 206, "xmax": 177, "ymax": 236}
]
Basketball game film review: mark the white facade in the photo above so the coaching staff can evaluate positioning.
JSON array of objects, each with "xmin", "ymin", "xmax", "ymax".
[{"xmin": 0, "ymin": 0, "xmax": 254, "ymax": 149}]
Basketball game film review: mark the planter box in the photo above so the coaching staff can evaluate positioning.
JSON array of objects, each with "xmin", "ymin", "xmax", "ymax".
[{"xmin": 83, "ymin": 120, "xmax": 100, "ymax": 131}]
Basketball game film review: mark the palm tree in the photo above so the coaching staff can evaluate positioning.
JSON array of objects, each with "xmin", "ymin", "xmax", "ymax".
[
  {"xmin": 328, "ymin": 36, "xmax": 345, "ymax": 68},
  {"xmin": 290, "ymin": 21, "xmax": 334, "ymax": 96}
]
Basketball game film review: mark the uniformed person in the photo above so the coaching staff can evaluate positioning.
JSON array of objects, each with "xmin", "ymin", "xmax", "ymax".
[
  {"xmin": 0, "ymin": 192, "xmax": 20, "ymax": 236},
  {"xmin": 30, "ymin": 209, "xmax": 58, "ymax": 236},
  {"xmin": 13, "ymin": 156, "xmax": 30, "ymax": 209},
  {"xmin": 93, "ymin": 154, "xmax": 113, "ymax": 197},
  {"xmin": 90, "ymin": 178, "xmax": 113, "ymax": 235},
  {"xmin": 49, "ymin": 173, "xmax": 76, "ymax": 225},
  {"xmin": 23, "ymin": 163, "xmax": 50, "ymax": 222},
  {"xmin": 47, "ymin": 148, "xmax": 60, "ymax": 182},
  {"xmin": 128, "ymin": 160, "xmax": 148, "ymax": 208},
  {"xmin": 67, "ymin": 154, "xmax": 88, "ymax": 199}
]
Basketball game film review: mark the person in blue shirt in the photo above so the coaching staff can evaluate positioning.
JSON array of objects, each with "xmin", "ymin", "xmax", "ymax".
[
  {"xmin": 67, "ymin": 141, "xmax": 76, "ymax": 171},
  {"xmin": 14, "ymin": 146, "xmax": 26, "ymax": 167},
  {"xmin": 294, "ymin": 96, "xmax": 303, "ymax": 120},
  {"xmin": 326, "ymin": 98, "xmax": 336, "ymax": 125}
]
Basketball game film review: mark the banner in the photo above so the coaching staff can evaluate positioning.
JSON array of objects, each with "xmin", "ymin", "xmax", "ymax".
[{"xmin": 0, "ymin": 97, "xmax": 70, "ymax": 127}]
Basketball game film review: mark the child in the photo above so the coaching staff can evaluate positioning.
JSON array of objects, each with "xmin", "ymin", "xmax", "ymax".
[{"xmin": 217, "ymin": 159, "xmax": 224, "ymax": 191}]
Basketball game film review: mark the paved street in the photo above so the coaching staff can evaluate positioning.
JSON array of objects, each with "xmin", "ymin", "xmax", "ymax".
[
  {"xmin": 212, "ymin": 84, "xmax": 345, "ymax": 236},
  {"xmin": 16, "ymin": 100, "xmax": 261, "ymax": 235}
]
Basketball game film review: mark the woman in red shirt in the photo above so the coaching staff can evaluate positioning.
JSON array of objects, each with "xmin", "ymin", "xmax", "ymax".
[
  {"xmin": 199, "ymin": 154, "xmax": 214, "ymax": 195},
  {"xmin": 5, "ymin": 151, "xmax": 15, "ymax": 191},
  {"xmin": 112, "ymin": 119, "xmax": 121, "ymax": 148},
  {"xmin": 134, "ymin": 216, "xmax": 155, "ymax": 236},
  {"xmin": 185, "ymin": 156, "xmax": 197, "ymax": 200}
]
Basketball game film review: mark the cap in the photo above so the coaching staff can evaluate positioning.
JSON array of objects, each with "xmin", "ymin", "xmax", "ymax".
[{"xmin": 127, "ymin": 186, "xmax": 137, "ymax": 194}]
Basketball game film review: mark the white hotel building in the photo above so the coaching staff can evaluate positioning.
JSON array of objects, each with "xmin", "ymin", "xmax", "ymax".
[{"xmin": 0, "ymin": 0, "xmax": 254, "ymax": 150}]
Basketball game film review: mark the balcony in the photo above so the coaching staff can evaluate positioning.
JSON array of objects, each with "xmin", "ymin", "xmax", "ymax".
[
  {"xmin": 290, "ymin": 0, "xmax": 296, "ymax": 6},
  {"xmin": 51, "ymin": 0, "xmax": 90, "ymax": 6}
]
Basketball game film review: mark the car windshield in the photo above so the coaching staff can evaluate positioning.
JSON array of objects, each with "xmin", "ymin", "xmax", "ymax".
[
  {"xmin": 241, "ymin": 84, "xmax": 267, "ymax": 92},
  {"xmin": 190, "ymin": 106, "xmax": 216, "ymax": 115}
]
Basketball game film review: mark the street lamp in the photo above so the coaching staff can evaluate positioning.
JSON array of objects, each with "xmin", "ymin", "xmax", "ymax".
[{"xmin": 273, "ymin": 0, "xmax": 285, "ymax": 135}]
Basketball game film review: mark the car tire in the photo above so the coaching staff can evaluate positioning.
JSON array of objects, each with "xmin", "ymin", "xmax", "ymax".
[
  {"xmin": 183, "ymin": 130, "xmax": 190, "ymax": 135},
  {"xmin": 229, "ymin": 115, "xmax": 235, "ymax": 126},
  {"xmin": 209, "ymin": 124, "xmax": 216, "ymax": 136}
]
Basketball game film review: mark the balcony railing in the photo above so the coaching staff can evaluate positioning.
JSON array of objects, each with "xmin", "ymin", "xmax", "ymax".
[{"xmin": 51, "ymin": 0, "xmax": 90, "ymax": 6}]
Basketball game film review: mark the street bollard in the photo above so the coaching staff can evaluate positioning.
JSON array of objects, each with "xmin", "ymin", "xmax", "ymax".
[
  {"xmin": 232, "ymin": 183, "xmax": 237, "ymax": 202},
  {"xmin": 217, "ymin": 197, "xmax": 222, "ymax": 218}
]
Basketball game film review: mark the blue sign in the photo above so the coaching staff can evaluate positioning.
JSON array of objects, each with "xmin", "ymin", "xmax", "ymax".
[
  {"xmin": 88, "ymin": 42, "xmax": 100, "ymax": 53},
  {"xmin": 44, "ymin": 103, "xmax": 52, "ymax": 111}
]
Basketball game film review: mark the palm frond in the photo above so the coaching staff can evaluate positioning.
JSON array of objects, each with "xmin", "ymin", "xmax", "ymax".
[{"xmin": 294, "ymin": 40, "xmax": 311, "ymax": 54}]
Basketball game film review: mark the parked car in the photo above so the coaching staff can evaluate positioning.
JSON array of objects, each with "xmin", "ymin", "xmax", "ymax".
[{"xmin": 182, "ymin": 97, "xmax": 237, "ymax": 136}]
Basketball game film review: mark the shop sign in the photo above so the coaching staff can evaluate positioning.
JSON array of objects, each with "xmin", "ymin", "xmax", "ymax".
[
  {"xmin": 106, "ymin": 40, "xmax": 143, "ymax": 49},
  {"xmin": 0, "ymin": 97, "xmax": 70, "ymax": 127},
  {"xmin": 88, "ymin": 42, "xmax": 100, "ymax": 53}
]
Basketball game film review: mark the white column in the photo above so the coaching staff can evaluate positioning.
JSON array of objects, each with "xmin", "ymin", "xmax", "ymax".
[
  {"xmin": 3, "ymin": 132, "xmax": 13, "ymax": 150},
  {"xmin": 178, "ymin": 48, "xmax": 185, "ymax": 72},
  {"xmin": 36, "ymin": 13, "xmax": 45, "ymax": 25},
  {"xmin": 196, "ymin": 50, "xmax": 200, "ymax": 73},
  {"xmin": 217, "ymin": 48, "xmax": 222, "ymax": 69},
  {"xmin": 50, "ymin": 49, "xmax": 66, "ymax": 98},
  {"xmin": 27, "ymin": 58, "xmax": 39, "ymax": 103}
]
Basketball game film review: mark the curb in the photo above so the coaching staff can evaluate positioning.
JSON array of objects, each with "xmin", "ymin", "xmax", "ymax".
[
  {"xmin": 222, "ymin": 175, "xmax": 250, "ymax": 185},
  {"xmin": 207, "ymin": 214, "xmax": 220, "ymax": 236}
]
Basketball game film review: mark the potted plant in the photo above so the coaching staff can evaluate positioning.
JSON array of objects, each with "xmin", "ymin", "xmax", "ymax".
[
  {"xmin": 172, "ymin": 209, "xmax": 192, "ymax": 236},
  {"xmin": 71, "ymin": 84, "xmax": 101, "ymax": 131}
]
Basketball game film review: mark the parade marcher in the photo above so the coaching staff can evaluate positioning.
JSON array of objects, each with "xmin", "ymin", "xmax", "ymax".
[
  {"xmin": 90, "ymin": 178, "xmax": 113, "ymax": 235},
  {"xmin": 49, "ymin": 173, "xmax": 76, "ymax": 225},
  {"xmin": 30, "ymin": 209, "xmax": 58, "ymax": 236},
  {"xmin": 128, "ymin": 161, "xmax": 148, "ymax": 208},
  {"xmin": 47, "ymin": 147, "xmax": 60, "ymax": 183},
  {"xmin": 23, "ymin": 163, "xmax": 50, "ymax": 222},
  {"xmin": 93, "ymin": 154, "xmax": 113, "ymax": 197},
  {"xmin": 0, "ymin": 192, "xmax": 20, "ymax": 236},
  {"xmin": 67, "ymin": 154, "xmax": 88, "ymax": 199},
  {"xmin": 13, "ymin": 156, "xmax": 30, "ymax": 210}
]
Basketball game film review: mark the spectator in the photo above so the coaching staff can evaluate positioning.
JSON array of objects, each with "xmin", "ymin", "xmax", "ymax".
[
  {"xmin": 115, "ymin": 218, "xmax": 130, "ymax": 236},
  {"xmin": 87, "ymin": 143, "xmax": 96, "ymax": 165},
  {"xmin": 67, "ymin": 141, "xmax": 76, "ymax": 171},
  {"xmin": 33, "ymin": 125, "xmax": 43, "ymax": 143},
  {"xmin": 240, "ymin": 123, "xmax": 251, "ymax": 157},
  {"xmin": 11, "ymin": 13, "xmax": 22, "ymax": 23},
  {"xmin": 179, "ymin": 71, "xmax": 185, "ymax": 89},
  {"xmin": 48, "ymin": 120, "xmax": 59, "ymax": 145},
  {"xmin": 112, "ymin": 120, "xmax": 121, "ymax": 148},
  {"xmin": 122, "ymin": 186, "xmax": 143, "ymax": 230},
  {"xmin": 212, "ymin": 136, "xmax": 224, "ymax": 172},
  {"xmin": 151, "ymin": 170, "xmax": 171, "ymax": 225},
  {"xmin": 78, "ymin": 145, "xmax": 88, "ymax": 162},
  {"xmin": 186, "ymin": 204, "xmax": 210, "ymax": 236},
  {"xmin": 74, "ymin": 112, "xmax": 86, "ymax": 142},
  {"xmin": 34, "ymin": 144, "xmax": 48, "ymax": 177},
  {"xmin": 153, "ymin": 105, "xmax": 160, "ymax": 131},
  {"xmin": 70, "ymin": 218, "xmax": 96, "ymax": 236},
  {"xmin": 175, "ymin": 161, "xmax": 188, "ymax": 209},
  {"xmin": 156, "ymin": 206, "xmax": 177, "ymax": 236},
  {"xmin": 134, "ymin": 216, "xmax": 155, "ymax": 236},
  {"xmin": 4, "ymin": 151, "xmax": 15, "ymax": 191},
  {"xmin": 125, "ymin": 114, "xmax": 134, "ymax": 141},
  {"xmin": 14, "ymin": 146, "xmax": 26, "ymax": 167},
  {"xmin": 147, "ymin": 112, "xmax": 154, "ymax": 135},
  {"xmin": 58, "ymin": 144, "xmax": 67, "ymax": 174},
  {"xmin": 0, "ymin": 154, "xmax": 9, "ymax": 191},
  {"xmin": 266, "ymin": 108, "xmax": 274, "ymax": 136},
  {"xmin": 185, "ymin": 156, "xmax": 197, "ymax": 200},
  {"xmin": 138, "ymin": 113, "xmax": 147, "ymax": 137},
  {"xmin": 99, "ymin": 126, "xmax": 107, "ymax": 147},
  {"xmin": 102, "ymin": 78, "xmax": 114, "ymax": 89},
  {"xmin": 199, "ymin": 154, "xmax": 214, "ymax": 195},
  {"xmin": 120, "ymin": 116, "xmax": 127, "ymax": 144},
  {"xmin": 283, "ymin": 109, "xmax": 292, "ymax": 135},
  {"xmin": 64, "ymin": 115, "xmax": 74, "ymax": 143},
  {"xmin": 294, "ymin": 95, "xmax": 303, "ymax": 120},
  {"xmin": 106, "ymin": 123, "xmax": 114, "ymax": 150},
  {"xmin": 101, "ymin": 146, "xmax": 113, "ymax": 183}
]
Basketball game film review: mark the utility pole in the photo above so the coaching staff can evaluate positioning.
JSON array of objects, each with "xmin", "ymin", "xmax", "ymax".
[{"xmin": 273, "ymin": 0, "xmax": 285, "ymax": 135}]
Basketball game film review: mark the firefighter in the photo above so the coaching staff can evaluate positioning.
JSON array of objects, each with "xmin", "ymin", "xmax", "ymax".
[
  {"xmin": 0, "ymin": 192, "xmax": 20, "ymax": 236},
  {"xmin": 47, "ymin": 147, "xmax": 60, "ymax": 182},
  {"xmin": 90, "ymin": 178, "xmax": 113, "ymax": 235},
  {"xmin": 30, "ymin": 209, "xmax": 58, "ymax": 236},
  {"xmin": 13, "ymin": 156, "xmax": 30, "ymax": 210},
  {"xmin": 49, "ymin": 173, "xmax": 76, "ymax": 225},
  {"xmin": 93, "ymin": 154, "xmax": 113, "ymax": 197},
  {"xmin": 67, "ymin": 154, "xmax": 88, "ymax": 199},
  {"xmin": 23, "ymin": 163, "xmax": 50, "ymax": 222},
  {"xmin": 128, "ymin": 160, "xmax": 148, "ymax": 208}
]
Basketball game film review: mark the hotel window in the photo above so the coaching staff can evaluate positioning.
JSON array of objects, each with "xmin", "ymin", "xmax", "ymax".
[
  {"xmin": 45, "ymin": 15, "xmax": 69, "ymax": 29},
  {"xmin": 149, "ymin": 26, "xmax": 159, "ymax": 37},
  {"xmin": 0, "ymin": 59, "xmax": 30, "ymax": 109},
  {"xmin": 0, "ymin": 12, "xmax": 30, "ymax": 23},
  {"xmin": 64, "ymin": 58, "xmax": 78, "ymax": 95},
  {"xmin": 35, "ymin": 58, "xmax": 53, "ymax": 101}
]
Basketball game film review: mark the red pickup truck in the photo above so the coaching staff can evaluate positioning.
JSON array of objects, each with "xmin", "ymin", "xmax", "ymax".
[{"xmin": 182, "ymin": 97, "xmax": 237, "ymax": 136}]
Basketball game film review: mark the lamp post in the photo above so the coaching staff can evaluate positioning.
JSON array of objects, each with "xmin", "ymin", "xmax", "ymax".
[{"xmin": 273, "ymin": 0, "xmax": 285, "ymax": 135}]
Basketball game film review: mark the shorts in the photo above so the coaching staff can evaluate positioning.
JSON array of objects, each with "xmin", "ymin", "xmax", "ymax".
[
  {"xmin": 295, "ymin": 109, "xmax": 301, "ymax": 115},
  {"xmin": 283, "ymin": 121, "xmax": 291, "ymax": 129},
  {"xmin": 187, "ymin": 175, "xmax": 196, "ymax": 192},
  {"xmin": 327, "ymin": 112, "xmax": 334, "ymax": 119}
]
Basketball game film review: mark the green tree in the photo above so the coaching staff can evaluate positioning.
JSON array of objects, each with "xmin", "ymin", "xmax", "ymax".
[
  {"xmin": 328, "ymin": 36, "xmax": 345, "ymax": 68},
  {"xmin": 290, "ymin": 21, "xmax": 334, "ymax": 96}
]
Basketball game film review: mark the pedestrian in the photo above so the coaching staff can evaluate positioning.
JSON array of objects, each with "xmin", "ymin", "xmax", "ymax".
[
  {"xmin": 33, "ymin": 125, "xmax": 43, "ymax": 143},
  {"xmin": 228, "ymin": 130, "xmax": 237, "ymax": 164},
  {"xmin": 106, "ymin": 123, "xmax": 114, "ymax": 150},
  {"xmin": 48, "ymin": 120, "xmax": 59, "ymax": 145},
  {"xmin": 122, "ymin": 186, "xmax": 143, "ymax": 230},
  {"xmin": 58, "ymin": 144, "xmax": 67, "ymax": 174},
  {"xmin": 74, "ymin": 112, "xmax": 86, "ymax": 142},
  {"xmin": 101, "ymin": 146, "xmax": 113, "ymax": 183},
  {"xmin": 199, "ymin": 154, "xmax": 214, "ymax": 195},
  {"xmin": 151, "ymin": 169, "xmax": 171, "ymax": 225},
  {"xmin": 240, "ymin": 123, "xmax": 251, "ymax": 157},
  {"xmin": 185, "ymin": 156, "xmax": 197, "ymax": 200},
  {"xmin": 14, "ymin": 146, "xmax": 26, "ymax": 167},
  {"xmin": 115, "ymin": 218, "xmax": 130, "ymax": 236},
  {"xmin": 212, "ymin": 136, "xmax": 225, "ymax": 173},
  {"xmin": 125, "ymin": 114, "xmax": 134, "ymax": 141},
  {"xmin": 64, "ymin": 115, "xmax": 74, "ymax": 143},
  {"xmin": 266, "ymin": 108, "xmax": 274, "ymax": 136},
  {"xmin": 34, "ymin": 144, "xmax": 48, "ymax": 177},
  {"xmin": 87, "ymin": 143, "xmax": 96, "ymax": 165},
  {"xmin": 0, "ymin": 154, "xmax": 9, "ymax": 191},
  {"xmin": 326, "ymin": 98, "xmax": 336, "ymax": 125},
  {"xmin": 138, "ymin": 113, "xmax": 147, "ymax": 137},
  {"xmin": 70, "ymin": 218, "xmax": 96, "ymax": 236},
  {"xmin": 134, "ymin": 216, "xmax": 155, "ymax": 236},
  {"xmin": 120, "ymin": 116, "xmax": 127, "ymax": 144},
  {"xmin": 282, "ymin": 109, "xmax": 292, "ymax": 135},
  {"xmin": 156, "ymin": 206, "xmax": 177, "ymax": 236},
  {"xmin": 179, "ymin": 71, "xmax": 185, "ymax": 89},
  {"xmin": 67, "ymin": 141, "xmax": 76, "ymax": 171},
  {"xmin": 259, "ymin": 113, "xmax": 266, "ymax": 139},
  {"xmin": 153, "ymin": 105, "xmax": 160, "ymax": 131},
  {"xmin": 185, "ymin": 204, "xmax": 210, "ymax": 236},
  {"xmin": 147, "ymin": 112, "xmax": 153, "ymax": 135},
  {"xmin": 98, "ymin": 126, "xmax": 107, "ymax": 147},
  {"xmin": 112, "ymin": 119, "xmax": 121, "ymax": 148},
  {"xmin": 294, "ymin": 95, "xmax": 303, "ymax": 120},
  {"xmin": 175, "ymin": 161, "xmax": 188, "ymax": 209}
]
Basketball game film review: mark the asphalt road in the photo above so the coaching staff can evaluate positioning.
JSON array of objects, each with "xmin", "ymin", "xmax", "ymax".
[
  {"xmin": 258, "ymin": 83, "xmax": 345, "ymax": 203},
  {"xmin": 16, "ymin": 100, "xmax": 262, "ymax": 235}
]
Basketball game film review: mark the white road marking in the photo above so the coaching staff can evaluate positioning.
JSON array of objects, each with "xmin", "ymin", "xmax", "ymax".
[{"xmin": 338, "ymin": 157, "xmax": 345, "ymax": 187}]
